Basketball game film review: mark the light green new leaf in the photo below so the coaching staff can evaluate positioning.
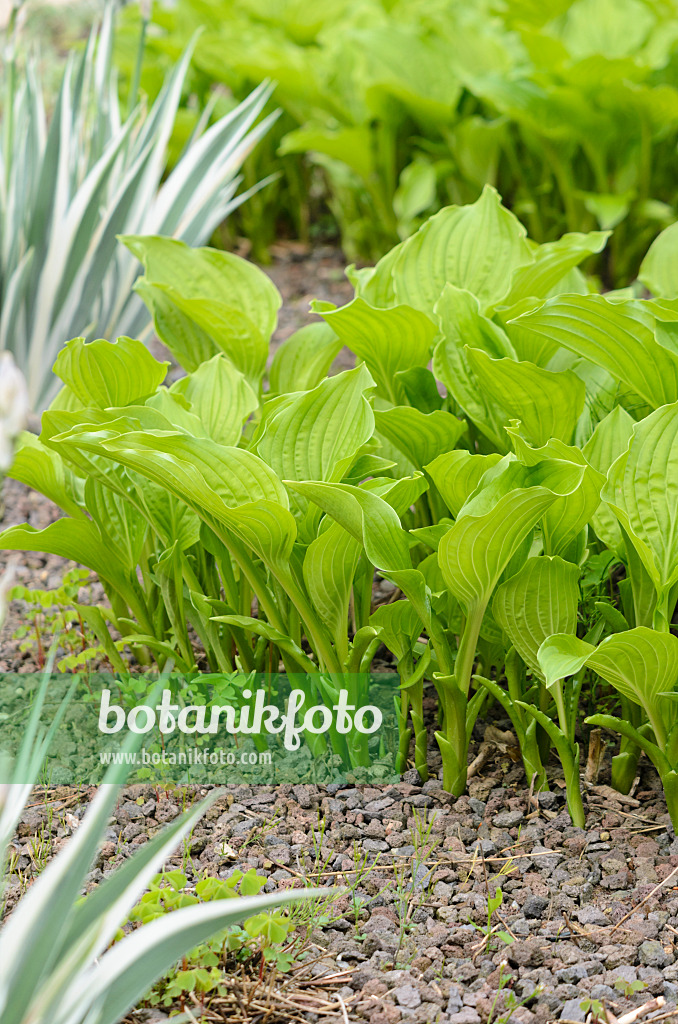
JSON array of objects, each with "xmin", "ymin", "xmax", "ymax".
[
  {"xmin": 8, "ymin": 432, "xmax": 84, "ymax": 520},
  {"xmin": 602, "ymin": 402, "xmax": 678, "ymax": 620},
  {"xmin": 0, "ymin": 520, "xmax": 136, "ymax": 603},
  {"xmin": 124, "ymin": 236, "xmax": 281, "ymax": 342},
  {"xmin": 375, "ymin": 407, "xmax": 466, "ymax": 470},
  {"xmin": 503, "ymin": 230, "xmax": 609, "ymax": 307},
  {"xmin": 134, "ymin": 280, "xmax": 217, "ymax": 371},
  {"xmin": 426, "ymin": 450, "xmax": 504, "ymax": 517},
  {"xmin": 538, "ymin": 628, "xmax": 678, "ymax": 743},
  {"xmin": 317, "ymin": 298, "xmax": 436, "ymax": 404},
  {"xmin": 268, "ymin": 322, "xmax": 342, "ymax": 395},
  {"xmin": 84, "ymin": 477, "xmax": 148, "ymax": 570},
  {"xmin": 210, "ymin": 614, "xmax": 316, "ymax": 672},
  {"xmin": 370, "ymin": 600, "xmax": 424, "ymax": 662},
  {"xmin": 256, "ymin": 364, "xmax": 375, "ymax": 484},
  {"xmin": 433, "ymin": 284, "xmax": 517, "ymax": 450},
  {"xmin": 53, "ymin": 337, "xmax": 168, "ymax": 409},
  {"xmin": 391, "ymin": 185, "xmax": 533, "ymax": 312},
  {"xmin": 509, "ymin": 295, "xmax": 678, "ymax": 408},
  {"xmin": 493, "ymin": 556, "xmax": 580, "ymax": 678},
  {"xmin": 465, "ymin": 347, "xmax": 586, "ymax": 445},
  {"xmin": 303, "ymin": 520, "xmax": 361, "ymax": 656},
  {"xmin": 288, "ymin": 480, "xmax": 411, "ymax": 572},
  {"xmin": 171, "ymin": 354, "xmax": 258, "ymax": 446},
  {"xmin": 438, "ymin": 461, "xmax": 583, "ymax": 612},
  {"xmin": 638, "ymin": 221, "xmax": 678, "ymax": 298},
  {"xmin": 583, "ymin": 405, "xmax": 635, "ymax": 554}
]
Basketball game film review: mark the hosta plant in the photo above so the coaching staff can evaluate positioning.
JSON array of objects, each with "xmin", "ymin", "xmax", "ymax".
[
  {"xmin": 7, "ymin": 187, "xmax": 678, "ymax": 824},
  {"xmin": 117, "ymin": 0, "xmax": 678, "ymax": 277},
  {"xmin": 0, "ymin": 1, "xmax": 277, "ymax": 410},
  {"xmin": 0, "ymin": 352, "xmax": 28, "ymax": 630},
  {"xmin": 0, "ymin": 681, "xmax": 324, "ymax": 1024}
]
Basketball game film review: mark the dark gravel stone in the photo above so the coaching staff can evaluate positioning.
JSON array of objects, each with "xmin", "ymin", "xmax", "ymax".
[
  {"xmin": 640, "ymin": 939, "xmax": 672, "ymax": 967},
  {"xmin": 523, "ymin": 894, "xmax": 549, "ymax": 919}
]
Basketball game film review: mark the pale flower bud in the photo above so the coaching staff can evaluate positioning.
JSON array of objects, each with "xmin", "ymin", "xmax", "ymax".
[{"xmin": 0, "ymin": 352, "xmax": 29, "ymax": 472}]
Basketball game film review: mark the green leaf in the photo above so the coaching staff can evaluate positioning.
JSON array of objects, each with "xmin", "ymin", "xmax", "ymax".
[
  {"xmin": 493, "ymin": 556, "xmax": 580, "ymax": 678},
  {"xmin": 503, "ymin": 231, "xmax": 609, "ymax": 307},
  {"xmin": 438, "ymin": 461, "xmax": 583, "ymax": 613},
  {"xmin": 256, "ymin": 365, "xmax": 375, "ymax": 485},
  {"xmin": 370, "ymin": 600, "xmax": 424, "ymax": 662},
  {"xmin": 426, "ymin": 450, "xmax": 504, "ymax": 517},
  {"xmin": 53, "ymin": 337, "xmax": 168, "ymax": 409},
  {"xmin": 8, "ymin": 432, "xmax": 85, "ymax": 520},
  {"xmin": 212, "ymin": 614, "xmax": 316, "ymax": 672},
  {"xmin": 509, "ymin": 295, "xmax": 678, "ymax": 408},
  {"xmin": 316, "ymin": 298, "xmax": 436, "ymax": 404},
  {"xmin": 289, "ymin": 480, "xmax": 412, "ymax": 572},
  {"xmin": 391, "ymin": 185, "xmax": 533, "ymax": 312},
  {"xmin": 374, "ymin": 408, "xmax": 466, "ymax": 470},
  {"xmin": 0, "ymin": 520, "xmax": 136, "ymax": 602},
  {"xmin": 268, "ymin": 322, "xmax": 342, "ymax": 395},
  {"xmin": 124, "ymin": 236, "xmax": 281, "ymax": 343},
  {"xmin": 433, "ymin": 284, "xmax": 517, "ymax": 450},
  {"xmin": 602, "ymin": 402, "xmax": 678, "ymax": 621},
  {"xmin": 127, "ymin": 236, "xmax": 281, "ymax": 384},
  {"xmin": 639, "ymin": 222, "xmax": 678, "ymax": 298},
  {"xmin": 465, "ymin": 347, "xmax": 586, "ymax": 446},
  {"xmin": 303, "ymin": 521, "xmax": 361, "ymax": 657},
  {"xmin": 538, "ymin": 628, "xmax": 678, "ymax": 743},
  {"xmin": 582, "ymin": 405, "xmax": 635, "ymax": 554},
  {"xmin": 171, "ymin": 354, "xmax": 258, "ymax": 446}
]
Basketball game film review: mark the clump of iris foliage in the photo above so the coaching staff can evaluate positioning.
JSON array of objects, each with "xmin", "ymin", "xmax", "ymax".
[{"xmin": 4, "ymin": 187, "xmax": 678, "ymax": 829}]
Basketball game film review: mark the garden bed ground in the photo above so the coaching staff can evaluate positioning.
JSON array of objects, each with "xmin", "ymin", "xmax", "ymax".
[{"xmin": 2, "ymin": 247, "xmax": 678, "ymax": 1024}]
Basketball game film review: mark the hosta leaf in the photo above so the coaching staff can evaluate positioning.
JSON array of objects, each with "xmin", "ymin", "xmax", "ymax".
[
  {"xmin": 53, "ymin": 337, "xmax": 168, "ymax": 409},
  {"xmin": 8, "ymin": 432, "xmax": 84, "ymax": 520},
  {"xmin": 256, "ymin": 365, "xmax": 375, "ymax": 484},
  {"xmin": 210, "ymin": 614, "xmax": 315, "ymax": 672},
  {"xmin": 84, "ymin": 477, "xmax": 148, "ymax": 569},
  {"xmin": 374, "ymin": 408, "xmax": 466, "ymax": 469},
  {"xmin": 602, "ymin": 402, "xmax": 678, "ymax": 615},
  {"xmin": 426, "ymin": 450, "xmax": 504, "ymax": 517},
  {"xmin": 538, "ymin": 629, "xmax": 678, "ymax": 724},
  {"xmin": 639, "ymin": 222, "xmax": 678, "ymax": 299},
  {"xmin": 391, "ymin": 185, "xmax": 532, "ymax": 312},
  {"xmin": 493, "ymin": 556, "xmax": 580, "ymax": 678},
  {"xmin": 0, "ymin": 520, "xmax": 135, "ymax": 600},
  {"xmin": 54, "ymin": 427, "xmax": 288, "ymax": 520},
  {"xmin": 433, "ymin": 285, "xmax": 516, "ymax": 450},
  {"xmin": 438, "ymin": 460, "xmax": 584, "ymax": 612},
  {"xmin": 303, "ymin": 521, "xmax": 361, "ymax": 653},
  {"xmin": 171, "ymin": 354, "xmax": 258, "ymax": 446},
  {"xmin": 370, "ymin": 600, "xmax": 424, "ymax": 662},
  {"xmin": 583, "ymin": 405, "xmax": 635, "ymax": 554},
  {"xmin": 289, "ymin": 481, "xmax": 411, "ymax": 572},
  {"xmin": 124, "ymin": 236, "xmax": 281, "ymax": 342},
  {"xmin": 134, "ymin": 280, "xmax": 217, "ymax": 371},
  {"xmin": 502, "ymin": 230, "xmax": 609, "ymax": 307},
  {"xmin": 268, "ymin": 322, "xmax": 342, "ymax": 395},
  {"xmin": 510, "ymin": 295, "xmax": 678, "ymax": 408},
  {"xmin": 317, "ymin": 298, "xmax": 436, "ymax": 403},
  {"xmin": 465, "ymin": 347, "xmax": 586, "ymax": 445}
]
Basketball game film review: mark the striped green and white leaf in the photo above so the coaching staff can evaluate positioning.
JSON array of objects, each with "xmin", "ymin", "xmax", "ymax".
[{"xmin": 0, "ymin": 4, "xmax": 277, "ymax": 409}]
